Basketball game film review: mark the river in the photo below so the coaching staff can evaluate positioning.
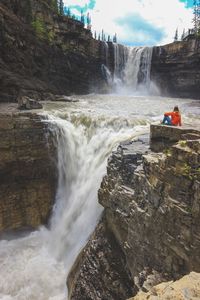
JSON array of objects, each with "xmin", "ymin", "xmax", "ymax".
[{"xmin": 0, "ymin": 94, "xmax": 200, "ymax": 300}]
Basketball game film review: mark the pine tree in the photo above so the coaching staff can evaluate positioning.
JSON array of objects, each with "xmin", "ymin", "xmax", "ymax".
[
  {"xmin": 107, "ymin": 35, "xmax": 110, "ymax": 42},
  {"xmin": 67, "ymin": 8, "xmax": 71, "ymax": 17},
  {"xmin": 193, "ymin": 0, "xmax": 200, "ymax": 36},
  {"xmin": 113, "ymin": 33, "xmax": 117, "ymax": 43},
  {"xmin": 81, "ymin": 10, "xmax": 85, "ymax": 25},
  {"xmin": 57, "ymin": 0, "xmax": 64, "ymax": 15},
  {"xmin": 51, "ymin": 0, "xmax": 58, "ymax": 12},
  {"xmin": 181, "ymin": 28, "xmax": 185, "ymax": 40},
  {"xmin": 87, "ymin": 13, "xmax": 91, "ymax": 30},
  {"xmin": 94, "ymin": 31, "xmax": 97, "ymax": 39},
  {"xmin": 101, "ymin": 29, "xmax": 104, "ymax": 41},
  {"xmin": 174, "ymin": 28, "xmax": 178, "ymax": 41}
]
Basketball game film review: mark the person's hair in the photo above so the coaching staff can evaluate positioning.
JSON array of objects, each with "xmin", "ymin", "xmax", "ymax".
[{"xmin": 173, "ymin": 106, "xmax": 179, "ymax": 112}]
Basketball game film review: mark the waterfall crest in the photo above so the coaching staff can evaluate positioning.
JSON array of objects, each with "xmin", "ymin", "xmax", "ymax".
[
  {"xmin": 101, "ymin": 43, "xmax": 153, "ymax": 94},
  {"xmin": 46, "ymin": 113, "xmax": 149, "ymax": 273}
]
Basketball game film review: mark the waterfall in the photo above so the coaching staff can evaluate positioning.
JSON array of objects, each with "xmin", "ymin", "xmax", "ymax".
[
  {"xmin": 113, "ymin": 43, "xmax": 129, "ymax": 82},
  {"xmin": 101, "ymin": 41, "xmax": 109, "ymax": 67},
  {"xmin": 120, "ymin": 46, "xmax": 153, "ymax": 93},
  {"xmin": 137, "ymin": 47, "xmax": 153, "ymax": 88},
  {"xmin": 0, "ymin": 94, "xmax": 196, "ymax": 299},
  {"xmin": 123, "ymin": 47, "xmax": 144, "ymax": 90},
  {"xmin": 46, "ymin": 114, "xmax": 149, "ymax": 273},
  {"xmin": 101, "ymin": 44, "xmax": 153, "ymax": 94}
]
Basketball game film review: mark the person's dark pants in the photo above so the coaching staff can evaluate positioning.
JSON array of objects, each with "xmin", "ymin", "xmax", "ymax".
[{"xmin": 162, "ymin": 115, "xmax": 172, "ymax": 125}]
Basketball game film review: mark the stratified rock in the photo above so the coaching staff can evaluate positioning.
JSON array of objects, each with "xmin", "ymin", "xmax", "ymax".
[
  {"xmin": 68, "ymin": 126, "xmax": 200, "ymax": 299},
  {"xmin": 151, "ymin": 40, "xmax": 200, "ymax": 99},
  {"xmin": 150, "ymin": 124, "xmax": 200, "ymax": 152},
  {"xmin": 130, "ymin": 272, "xmax": 200, "ymax": 300},
  {"xmin": 67, "ymin": 218, "xmax": 135, "ymax": 300},
  {"xmin": 17, "ymin": 95, "xmax": 43, "ymax": 110},
  {"xmin": 99, "ymin": 129, "xmax": 200, "ymax": 279},
  {"xmin": 0, "ymin": 1, "xmax": 105, "ymax": 102},
  {"xmin": 0, "ymin": 111, "xmax": 57, "ymax": 231}
]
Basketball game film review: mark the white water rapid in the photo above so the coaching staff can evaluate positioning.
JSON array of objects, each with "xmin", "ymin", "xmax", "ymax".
[{"xmin": 0, "ymin": 95, "xmax": 200, "ymax": 300}]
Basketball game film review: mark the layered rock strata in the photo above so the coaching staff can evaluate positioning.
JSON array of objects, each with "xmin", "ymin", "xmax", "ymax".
[
  {"xmin": 1, "ymin": 1, "xmax": 200, "ymax": 102},
  {"xmin": 68, "ymin": 125, "xmax": 200, "ymax": 299},
  {"xmin": 151, "ymin": 39, "xmax": 200, "ymax": 99},
  {"xmin": 0, "ymin": 1, "xmax": 104, "ymax": 102},
  {"xmin": 68, "ymin": 218, "xmax": 135, "ymax": 300},
  {"xmin": 0, "ymin": 109, "xmax": 57, "ymax": 232}
]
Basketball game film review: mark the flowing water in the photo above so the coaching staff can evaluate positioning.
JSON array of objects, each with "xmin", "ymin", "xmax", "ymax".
[
  {"xmin": 101, "ymin": 45, "xmax": 154, "ymax": 94},
  {"xmin": 0, "ymin": 94, "xmax": 200, "ymax": 300}
]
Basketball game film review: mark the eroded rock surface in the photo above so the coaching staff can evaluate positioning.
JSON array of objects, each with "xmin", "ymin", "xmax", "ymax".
[
  {"xmin": 68, "ymin": 125, "xmax": 200, "ymax": 299},
  {"xmin": 68, "ymin": 218, "xmax": 135, "ymax": 300},
  {"xmin": 130, "ymin": 272, "xmax": 200, "ymax": 300},
  {"xmin": 0, "ymin": 0, "xmax": 105, "ymax": 102},
  {"xmin": 151, "ymin": 40, "xmax": 200, "ymax": 99},
  {"xmin": 0, "ymin": 110, "xmax": 57, "ymax": 231}
]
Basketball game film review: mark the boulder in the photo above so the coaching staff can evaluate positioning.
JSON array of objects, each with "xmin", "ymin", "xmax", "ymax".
[{"xmin": 17, "ymin": 96, "xmax": 43, "ymax": 110}]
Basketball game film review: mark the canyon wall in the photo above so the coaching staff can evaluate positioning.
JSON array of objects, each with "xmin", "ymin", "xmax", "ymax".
[
  {"xmin": 1, "ymin": 1, "xmax": 200, "ymax": 102},
  {"xmin": 0, "ymin": 0, "xmax": 105, "ymax": 102},
  {"xmin": 68, "ymin": 125, "xmax": 200, "ymax": 299},
  {"xmin": 151, "ymin": 39, "xmax": 200, "ymax": 99},
  {"xmin": 0, "ymin": 110, "xmax": 57, "ymax": 232}
]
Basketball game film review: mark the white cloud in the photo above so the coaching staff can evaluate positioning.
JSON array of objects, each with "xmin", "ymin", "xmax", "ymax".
[
  {"xmin": 63, "ymin": 0, "xmax": 90, "ymax": 6},
  {"xmin": 64, "ymin": 0, "xmax": 193, "ymax": 46}
]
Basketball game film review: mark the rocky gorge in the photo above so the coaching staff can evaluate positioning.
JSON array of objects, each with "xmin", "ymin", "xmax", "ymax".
[
  {"xmin": 68, "ymin": 124, "xmax": 200, "ymax": 300},
  {"xmin": 0, "ymin": 1, "xmax": 200, "ymax": 299},
  {"xmin": 0, "ymin": 1, "xmax": 200, "ymax": 102}
]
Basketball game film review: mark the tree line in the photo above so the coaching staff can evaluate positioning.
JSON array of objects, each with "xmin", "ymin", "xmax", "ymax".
[
  {"xmin": 174, "ymin": 0, "xmax": 200, "ymax": 41},
  {"xmin": 51, "ymin": 1, "xmax": 118, "ymax": 43}
]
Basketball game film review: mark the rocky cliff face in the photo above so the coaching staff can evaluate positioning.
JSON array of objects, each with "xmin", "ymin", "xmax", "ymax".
[
  {"xmin": 1, "ymin": 0, "xmax": 200, "ymax": 102},
  {"xmin": 0, "ymin": 0, "xmax": 104, "ymax": 102},
  {"xmin": 0, "ymin": 108, "xmax": 57, "ymax": 232},
  {"xmin": 68, "ymin": 125, "xmax": 200, "ymax": 299},
  {"xmin": 151, "ymin": 39, "xmax": 200, "ymax": 99}
]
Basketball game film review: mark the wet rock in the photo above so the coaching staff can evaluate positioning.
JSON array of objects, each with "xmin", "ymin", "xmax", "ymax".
[
  {"xmin": 17, "ymin": 96, "xmax": 43, "ymax": 110},
  {"xmin": 54, "ymin": 95, "xmax": 78, "ymax": 102},
  {"xmin": 67, "ymin": 218, "xmax": 135, "ymax": 300}
]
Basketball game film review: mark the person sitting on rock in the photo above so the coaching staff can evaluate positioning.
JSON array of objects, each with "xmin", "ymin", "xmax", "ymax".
[{"xmin": 161, "ymin": 106, "xmax": 182, "ymax": 126}]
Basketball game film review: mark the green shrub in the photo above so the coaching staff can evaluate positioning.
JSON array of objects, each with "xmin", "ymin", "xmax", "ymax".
[{"xmin": 32, "ymin": 18, "xmax": 46, "ymax": 39}]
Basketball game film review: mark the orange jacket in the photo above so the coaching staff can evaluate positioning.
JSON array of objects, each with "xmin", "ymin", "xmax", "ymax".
[{"xmin": 164, "ymin": 111, "xmax": 182, "ymax": 126}]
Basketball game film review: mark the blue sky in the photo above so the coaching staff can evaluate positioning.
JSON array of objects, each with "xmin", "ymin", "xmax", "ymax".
[{"xmin": 63, "ymin": 0, "xmax": 194, "ymax": 46}]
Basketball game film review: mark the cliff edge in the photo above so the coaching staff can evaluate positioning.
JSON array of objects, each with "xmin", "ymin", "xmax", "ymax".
[
  {"xmin": 68, "ymin": 124, "xmax": 200, "ymax": 299},
  {"xmin": 151, "ymin": 40, "xmax": 200, "ymax": 99},
  {"xmin": 0, "ymin": 0, "xmax": 104, "ymax": 102},
  {"xmin": 0, "ymin": 106, "xmax": 57, "ymax": 232}
]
